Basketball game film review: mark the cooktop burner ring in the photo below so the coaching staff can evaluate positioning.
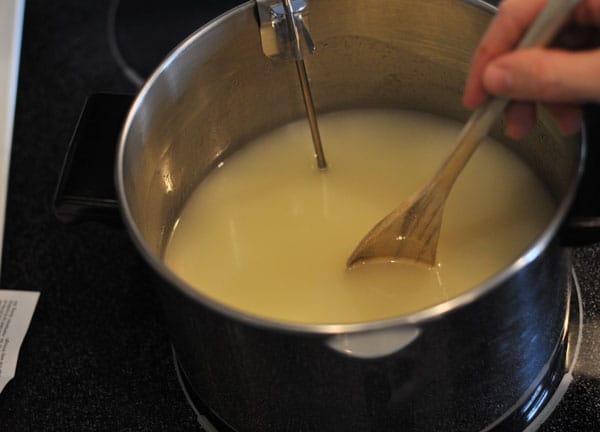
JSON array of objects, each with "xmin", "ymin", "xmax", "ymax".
[
  {"xmin": 107, "ymin": 0, "xmax": 144, "ymax": 88},
  {"xmin": 106, "ymin": 0, "xmax": 246, "ymax": 88}
]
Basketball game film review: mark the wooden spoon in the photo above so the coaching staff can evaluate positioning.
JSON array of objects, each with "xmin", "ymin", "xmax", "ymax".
[{"xmin": 347, "ymin": 0, "xmax": 582, "ymax": 269}]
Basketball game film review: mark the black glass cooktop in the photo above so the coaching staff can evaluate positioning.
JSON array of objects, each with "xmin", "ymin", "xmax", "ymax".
[{"xmin": 0, "ymin": 1, "xmax": 598, "ymax": 431}]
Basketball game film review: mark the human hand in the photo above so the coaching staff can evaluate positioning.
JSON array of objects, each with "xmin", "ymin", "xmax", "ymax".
[{"xmin": 463, "ymin": 0, "xmax": 600, "ymax": 139}]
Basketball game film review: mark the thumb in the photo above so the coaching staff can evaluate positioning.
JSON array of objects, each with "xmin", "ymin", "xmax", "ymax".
[{"xmin": 483, "ymin": 48, "xmax": 600, "ymax": 103}]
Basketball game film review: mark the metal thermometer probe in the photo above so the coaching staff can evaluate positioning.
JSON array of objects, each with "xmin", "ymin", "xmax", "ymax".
[{"xmin": 257, "ymin": 0, "xmax": 327, "ymax": 170}]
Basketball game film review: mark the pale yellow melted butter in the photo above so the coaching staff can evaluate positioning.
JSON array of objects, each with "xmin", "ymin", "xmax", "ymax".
[{"xmin": 164, "ymin": 110, "xmax": 555, "ymax": 324}]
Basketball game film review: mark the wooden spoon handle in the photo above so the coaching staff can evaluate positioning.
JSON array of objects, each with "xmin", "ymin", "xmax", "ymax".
[
  {"xmin": 517, "ymin": 0, "xmax": 583, "ymax": 50},
  {"xmin": 432, "ymin": 0, "xmax": 582, "ymax": 193}
]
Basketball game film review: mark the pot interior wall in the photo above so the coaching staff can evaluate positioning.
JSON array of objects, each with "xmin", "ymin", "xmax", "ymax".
[{"xmin": 119, "ymin": 0, "xmax": 581, "ymax": 259}]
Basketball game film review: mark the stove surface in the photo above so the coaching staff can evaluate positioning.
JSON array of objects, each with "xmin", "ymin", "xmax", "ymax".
[{"xmin": 0, "ymin": 1, "xmax": 598, "ymax": 431}]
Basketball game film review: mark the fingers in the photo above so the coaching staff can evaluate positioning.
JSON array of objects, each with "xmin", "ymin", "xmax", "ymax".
[
  {"xmin": 463, "ymin": 0, "xmax": 548, "ymax": 109},
  {"xmin": 574, "ymin": 1, "xmax": 600, "ymax": 26},
  {"xmin": 503, "ymin": 101, "xmax": 582, "ymax": 139},
  {"xmin": 462, "ymin": 0, "xmax": 588, "ymax": 139},
  {"xmin": 545, "ymin": 103, "xmax": 583, "ymax": 134},
  {"xmin": 504, "ymin": 102, "xmax": 537, "ymax": 140},
  {"xmin": 482, "ymin": 48, "xmax": 600, "ymax": 102}
]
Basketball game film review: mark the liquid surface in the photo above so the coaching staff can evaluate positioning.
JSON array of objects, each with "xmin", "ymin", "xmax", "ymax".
[{"xmin": 164, "ymin": 110, "xmax": 555, "ymax": 324}]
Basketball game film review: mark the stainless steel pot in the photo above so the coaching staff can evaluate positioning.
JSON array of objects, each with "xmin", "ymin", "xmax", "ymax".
[{"xmin": 115, "ymin": 0, "xmax": 586, "ymax": 430}]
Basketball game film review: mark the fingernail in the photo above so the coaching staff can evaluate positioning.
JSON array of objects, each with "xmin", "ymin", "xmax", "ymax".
[{"xmin": 484, "ymin": 64, "xmax": 512, "ymax": 94}]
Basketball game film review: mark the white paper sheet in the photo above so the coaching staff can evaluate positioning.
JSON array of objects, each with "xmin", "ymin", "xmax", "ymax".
[{"xmin": 0, "ymin": 290, "xmax": 39, "ymax": 394}]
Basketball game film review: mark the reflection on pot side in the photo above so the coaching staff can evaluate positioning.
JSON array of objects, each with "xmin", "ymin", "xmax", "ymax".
[{"xmin": 163, "ymin": 109, "xmax": 555, "ymax": 324}]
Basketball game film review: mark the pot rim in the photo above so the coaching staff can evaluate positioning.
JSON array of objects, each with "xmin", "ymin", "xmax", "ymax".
[{"xmin": 116, "ymin": 0, "xmax": 586, "ymax": 335}]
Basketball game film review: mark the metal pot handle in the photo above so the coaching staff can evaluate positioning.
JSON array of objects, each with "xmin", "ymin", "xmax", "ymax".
[
  {"xmin": 53, "ymin": 93, "xmax": 134, "ymax": 225},
  {"xmin": 54, "ymin": 94, "xmax": 600, "ymax": 247},
  {"xmin": 325, "ymin": 326, "xmax": 421, "ymax": 359}
]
